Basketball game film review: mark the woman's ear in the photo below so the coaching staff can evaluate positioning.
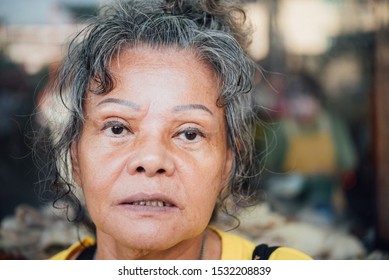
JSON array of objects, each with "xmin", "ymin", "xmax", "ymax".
[{"xmin": 70, "ymin": 141, "xmax": 81, "ymax": 187}]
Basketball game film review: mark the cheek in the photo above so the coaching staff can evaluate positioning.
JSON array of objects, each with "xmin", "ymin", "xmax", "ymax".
[
  {"xmin": 76, "ymin": 142, "xmax": 124, "ymax": 207},
  {"xmin": 78, "ymin": 135, "xmax": 125, "ymax": 179},
  {"xmin": 184, "ymin": 189, "xmax": 218, "ymax": 231},
  {"xmin": 183, "ymin": 161, "xmax": 225, "ymax": 212}
]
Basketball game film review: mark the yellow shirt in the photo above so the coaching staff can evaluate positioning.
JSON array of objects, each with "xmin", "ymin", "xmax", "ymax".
[
  {"xmin": 50, "ymin": 236, "xmax": 96, "ymax": 260},
  {"xmin": 211, "ymin": 227, "xmax": 312, "ymax": 260},
  {"xmin": 51, "ymin": 227, "xmax": 311, "ymax": 260}
]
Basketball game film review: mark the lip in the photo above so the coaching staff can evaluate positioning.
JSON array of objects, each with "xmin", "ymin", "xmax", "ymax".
[{"xmin": 117, "ymin": 192, "xmax": 182, "ymax": 210}]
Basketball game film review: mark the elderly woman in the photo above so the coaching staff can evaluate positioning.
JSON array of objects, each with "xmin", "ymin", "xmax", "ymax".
[{"xmin": 44, "ymin": 0, "xmax": 311, "ymax": 260}]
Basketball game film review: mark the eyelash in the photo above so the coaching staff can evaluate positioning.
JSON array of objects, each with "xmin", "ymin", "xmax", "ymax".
[
  {"xmin": 102, "ymin": 120, "xmax": 131, "ymax": 137},
  {"xmin": 176, "ymin": 127, "xmax": 205, "ymax": 142}
]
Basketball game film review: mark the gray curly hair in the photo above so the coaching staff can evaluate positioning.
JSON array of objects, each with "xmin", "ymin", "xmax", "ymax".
[{"xmin": 41, "ymin": 0, "xmax": 261, "ymax": 223}]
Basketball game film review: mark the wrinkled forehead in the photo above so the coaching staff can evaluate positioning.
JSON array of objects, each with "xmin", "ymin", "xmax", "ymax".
[
  {"xmin": 87, "ymin": 44, "xmax": 222, "ymax": 96},
  {"xmin": 84, "ymin": 45, "xmax": 225, "ymax": 115},
  {"xmin": 114, "ymin": 45, "xmax": 218, "ymax": 76}
]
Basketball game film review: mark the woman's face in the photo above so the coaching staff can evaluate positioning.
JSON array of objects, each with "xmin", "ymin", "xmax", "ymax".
[{"xmin": 72, "ymin": 47, "xmax": 232, "ymax": 251}]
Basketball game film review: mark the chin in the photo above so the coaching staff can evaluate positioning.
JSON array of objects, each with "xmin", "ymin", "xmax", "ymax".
[{"xmin": 101, "ymin": 223, "xmax": 184, "ymax": 250}]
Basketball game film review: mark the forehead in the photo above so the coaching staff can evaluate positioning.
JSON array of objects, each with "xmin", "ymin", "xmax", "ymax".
[
  {"xmin": 109, "ymin": 45, "xmax": 218, "ymax": 83},
  {"xmin": 85, "ymin": 45, "xmax": 223, "ymax": 113}
]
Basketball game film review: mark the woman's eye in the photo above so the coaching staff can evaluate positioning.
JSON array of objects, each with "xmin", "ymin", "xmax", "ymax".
[
  {"xmin": 111, "ymin": 126, "xmax": 124, "ymax": 135},
  {"xmin": 184, "ymin": 131, "xmax": 198, "ymax": 141},
  {"xmin": 103, "ymin": 121, "xmax": 130, "ymax": 137},
  {"xmin": 177, "ymin": 128, "xmax": 204, "ymax": 142}
]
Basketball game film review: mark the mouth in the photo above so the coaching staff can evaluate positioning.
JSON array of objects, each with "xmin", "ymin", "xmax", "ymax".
[
  {"xmin": 118, "ymin": 192, "xmax": 180, "ymax": 210},
  {"xmin": 126, "ymin": 200, "xmax": 174, "ymax": 207}
]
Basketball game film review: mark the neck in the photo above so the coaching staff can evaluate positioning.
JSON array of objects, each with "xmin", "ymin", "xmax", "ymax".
[{"xmin": 93, "ymin": 230, "xmax": 207, "ymax": 260}]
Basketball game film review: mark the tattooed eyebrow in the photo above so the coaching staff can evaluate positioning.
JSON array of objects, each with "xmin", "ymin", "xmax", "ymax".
[
  {"xmin": 97, "ymin": 98, "xmax": 140, "ymax": 110},
  {"xmin": 97, "ymin": 99, "xmax": 213, "ymax": 116},
  {"xmin": 173, "ymin": 104, "xmax": 213, "ymax": 115}
]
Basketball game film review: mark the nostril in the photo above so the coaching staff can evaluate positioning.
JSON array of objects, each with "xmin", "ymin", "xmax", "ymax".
[
  {"xmin": 136, "ymin": 167, "xmax": 145, "ymax": 172},
  {"xmin": 134, "ymin": 166, "xmax": 166, "ymax": 175}
]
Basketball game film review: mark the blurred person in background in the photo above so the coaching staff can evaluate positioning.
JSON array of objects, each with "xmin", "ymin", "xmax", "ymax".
[{"xmin": 265, "ymin": 73, "xmax": 357, "ymax": 225}]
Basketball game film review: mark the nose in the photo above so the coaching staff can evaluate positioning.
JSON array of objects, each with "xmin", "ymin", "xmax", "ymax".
[{"xmin": 127, "ymin": 136, "xmax": 175, "ymax": 177}]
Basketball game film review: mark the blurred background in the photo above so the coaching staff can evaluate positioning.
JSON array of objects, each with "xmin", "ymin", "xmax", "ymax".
[{"xmin": 0, "ymin": 0, "xmax": 388, "ymax": 259}]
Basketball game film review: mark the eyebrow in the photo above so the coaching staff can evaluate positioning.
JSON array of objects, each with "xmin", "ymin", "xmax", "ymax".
[
  {"xmin": 97, "ymin": 98, "xmax": 140, "ymax": 110},
  {"xmin": 173, "ymin": 104, "xmax": 213, "ymax": 115},
  {"xmin": 97, "ymin": 98, "xmax": 213, "ymax": 116}
]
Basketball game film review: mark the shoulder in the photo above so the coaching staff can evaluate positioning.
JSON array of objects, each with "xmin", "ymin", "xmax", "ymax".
[
  {"xmin": 210, "ymin": 227, "xmax": 256, "ymax": 260},
  {"xmin": 210, "ymin": 227, "xmax": 312, "ymax": 260},
  {"xmin": 49, "ymin": 237, "xmax": 96, "ymax": 260},
  {"xmin": 268, "ymin": 247, "xmax": 312, "ymax": 260},
  {"xmin": 252, "ymin": 242, "xmax": 312, "ymax": 260}
]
